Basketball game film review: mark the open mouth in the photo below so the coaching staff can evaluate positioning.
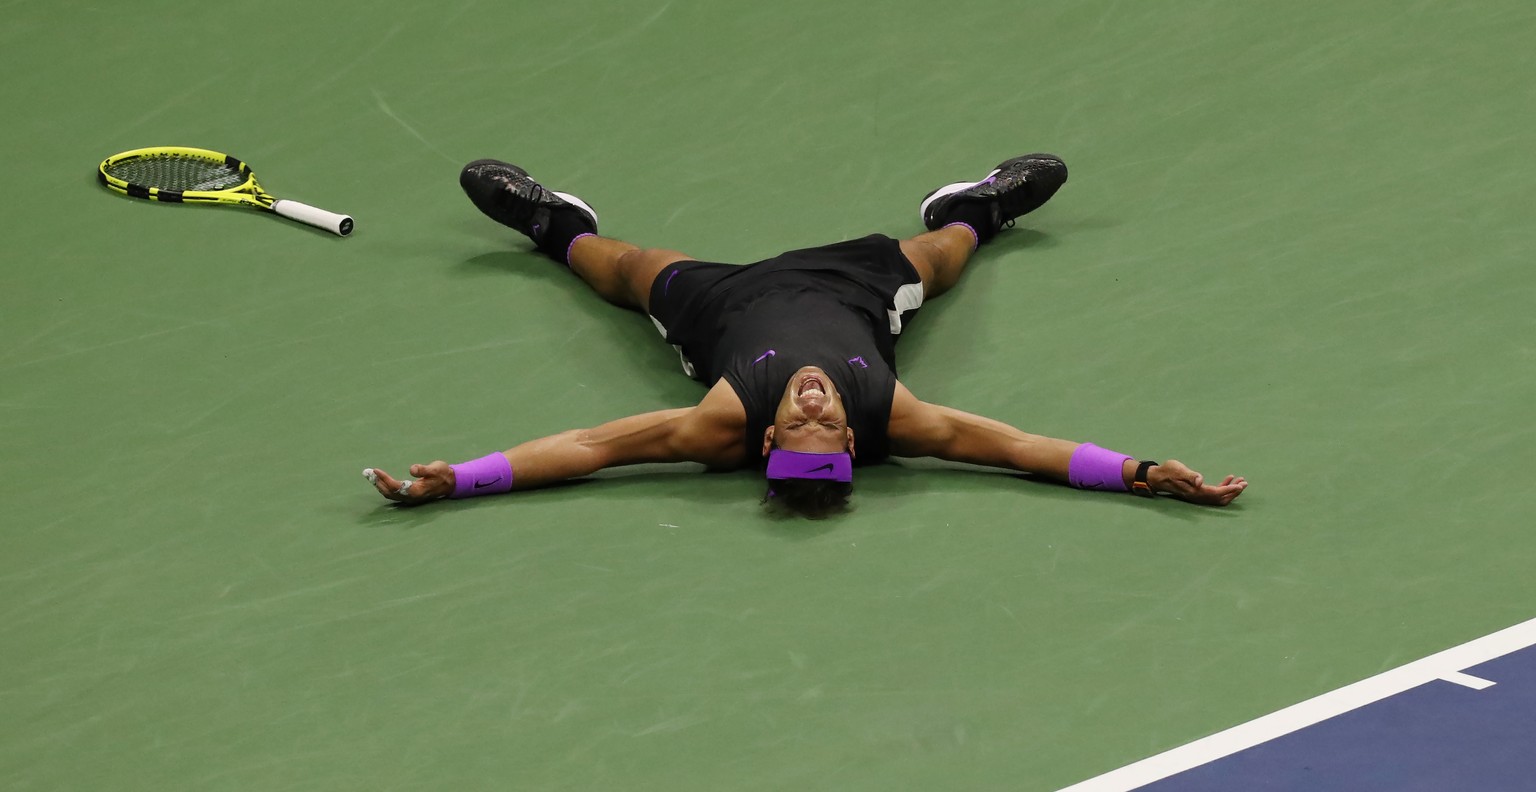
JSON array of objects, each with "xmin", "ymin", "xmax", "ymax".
[{"xmin": 798, "ymin": 375, "xmax": 826, "ymax": 397}]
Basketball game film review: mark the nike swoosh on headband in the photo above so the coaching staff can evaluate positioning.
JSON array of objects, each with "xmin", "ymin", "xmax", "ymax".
[{"xmin": 766, "ymin": 450, "xmax": 852, "ymax": 482}]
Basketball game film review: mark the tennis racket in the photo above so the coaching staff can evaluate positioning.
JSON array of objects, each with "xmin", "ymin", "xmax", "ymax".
[{"xmin": 98, "ymin": 146, "xmax": 354, "ymax": 236}]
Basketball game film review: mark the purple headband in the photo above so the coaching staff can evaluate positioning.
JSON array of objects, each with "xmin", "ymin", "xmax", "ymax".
[{"xmin": 766, "ymin": 450, "xmax": 853, "ymax": 483}]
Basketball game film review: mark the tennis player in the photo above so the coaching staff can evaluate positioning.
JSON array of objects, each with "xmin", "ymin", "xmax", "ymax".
[{"xmin": 364, "ymin": 154, "xmax": 1247, "ymax": 515}]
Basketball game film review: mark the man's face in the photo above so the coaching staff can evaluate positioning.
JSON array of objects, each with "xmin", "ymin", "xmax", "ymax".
[{"xmin": 761, "ymin": 366, "xmax": 856, "ymax": 456}]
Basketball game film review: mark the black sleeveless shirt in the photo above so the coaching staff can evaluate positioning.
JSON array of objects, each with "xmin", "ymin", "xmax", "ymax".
[
  {"xmin": 648, "ymin": 238, "xmax": 918, "ymax": 466},
  {"xmin": 714, "ymin": 289, "xmax": 897, "ymax": 465}
]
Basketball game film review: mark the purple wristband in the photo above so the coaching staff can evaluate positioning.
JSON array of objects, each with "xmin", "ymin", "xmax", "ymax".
[
  {"xmin": 450, "ymin": 453, "xmax": 514, "ymax": 498},
  {"xmin": 1067, "ymin": 443, "xmax": 1131, "ymax": 492}
]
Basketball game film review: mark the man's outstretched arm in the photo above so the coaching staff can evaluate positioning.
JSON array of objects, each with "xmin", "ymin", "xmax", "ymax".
[
  {"xmin": 365, "ymin": 381, "xmax": 746, "ymax": 504},
  {"xmin": 886, "ymin": 383, "xmax": 1247, "ymax": 506}
]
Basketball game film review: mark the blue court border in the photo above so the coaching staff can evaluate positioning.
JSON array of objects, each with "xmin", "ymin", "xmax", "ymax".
[{"xmin": 1059, "ymin": 616, "xmax": 1536, "ymax": 791}]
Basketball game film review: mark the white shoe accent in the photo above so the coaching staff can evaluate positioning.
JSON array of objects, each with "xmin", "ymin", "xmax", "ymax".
[
  {"xmin": 552, "ymin": 191, "xmax": 599, "ymax": 225},
  {"xmin": 917, "ymin": 168, "xmax": 1003, "ymax": 222}
]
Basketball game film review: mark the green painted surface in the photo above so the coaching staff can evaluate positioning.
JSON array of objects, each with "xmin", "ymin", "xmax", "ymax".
[{"xmin": 3, "ymin": 1, "xmax": 1534, "ymax": 789}]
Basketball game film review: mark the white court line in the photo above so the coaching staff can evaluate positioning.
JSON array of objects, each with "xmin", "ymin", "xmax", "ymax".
[
  {"xmin": 1058, "ymin": 615, "xmax": 1536, "ymax": 792},
  {"xmin": 1439, "ymin": 670, "xmax": 1497, "ymax": 691}
]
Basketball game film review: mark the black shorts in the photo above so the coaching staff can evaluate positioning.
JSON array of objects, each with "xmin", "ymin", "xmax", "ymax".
[{"xmin": 646, "ymin": 234, "xmax": 926, "ymax": 374}]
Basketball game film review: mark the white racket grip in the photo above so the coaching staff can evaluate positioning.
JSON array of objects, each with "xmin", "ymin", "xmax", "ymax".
[{"xmin": 272, "ymin": 199, "xmax": 354, "ymax": 236}]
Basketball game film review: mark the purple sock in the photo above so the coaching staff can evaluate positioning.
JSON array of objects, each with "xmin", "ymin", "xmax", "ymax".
[
  {"xmin": 535, "ymin": 210, "xmax": 597, "ymax": 264},
  {"xmin": 942, "ymin": 222, "xmax": 979, "ymax": 251},
  {"xmin": 566, "ymin": 233, "xmax": 596, "ymax": 266},
  {"xmin": 942, "ymin": 201, "xmax": 998, "ymax": 243}
]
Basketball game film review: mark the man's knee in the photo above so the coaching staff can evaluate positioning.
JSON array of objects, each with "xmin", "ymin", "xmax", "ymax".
[
  {"xmin": 619, "ymin": 247, "xmax": 684, "ymax": 268},
  {"xmin": 899, "ymin": 239, "xmax": 945, "ymax": 287},
  {"xmin": 619, "ymin": 248, "xmax": 691, "ymax": 307},
  {"xmin": 618, "ymin": 248, "xmax": 688, "ymax": 281}
]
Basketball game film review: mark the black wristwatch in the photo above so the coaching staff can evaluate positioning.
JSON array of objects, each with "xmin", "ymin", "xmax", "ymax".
[{"xmin": 1131, "ymin": 460, "xmax": 1158, "ymax": 498}]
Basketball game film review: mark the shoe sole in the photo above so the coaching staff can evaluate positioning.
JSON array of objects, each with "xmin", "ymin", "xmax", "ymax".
[{"xmin": 918, "ymin": 153, "xmax": 1064, "ymax": 224}]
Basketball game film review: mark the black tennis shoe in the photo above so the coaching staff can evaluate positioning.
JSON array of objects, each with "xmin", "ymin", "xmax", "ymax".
[
  {"xmin": 919, "ymin": 154, "xmax": 1068, "ymax": 242},
  {"xmin": 459, "ymin": 159, "xmax": 598, "ymax": 249}
]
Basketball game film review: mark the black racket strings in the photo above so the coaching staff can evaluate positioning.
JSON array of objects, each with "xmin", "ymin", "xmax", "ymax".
[{"xmin": 107, "ymin": 154, "xmax": 245, "ymax": 192}]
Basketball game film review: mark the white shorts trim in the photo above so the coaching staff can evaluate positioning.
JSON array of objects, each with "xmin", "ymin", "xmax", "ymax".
[
  {"xmin": 650, "ymin": 314, "xmax": 697, "ymax": 378},
  {"xmin": 887, "ymin": 282, "xmax": 925, "ymax": 335}
]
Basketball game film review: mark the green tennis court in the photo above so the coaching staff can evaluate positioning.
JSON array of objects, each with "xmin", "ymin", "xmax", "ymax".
[{"xmin": 4, "ymin": 1, "xmax": 1534, "ymax": 789}]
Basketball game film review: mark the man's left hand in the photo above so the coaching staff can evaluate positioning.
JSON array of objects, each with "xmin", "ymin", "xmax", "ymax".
[
  {"xmin": 364, "ymin": 462, "xmax": 454, "ymax": 504},
  {"xmin": 1149, "ymin": 460, "xmax": 1247, "ymax": 506}
]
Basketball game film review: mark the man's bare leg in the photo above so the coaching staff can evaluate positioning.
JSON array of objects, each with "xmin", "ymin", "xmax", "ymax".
[
  {"xmin": 566, "ymin": 235, "xmax": 691, "ymax": 313},
  {"xmin": 899, "ymin": 224, "xmax": 978, "ymax": 299},
  {"xmin": 903, "ymin": 153, "xmax": 1069, "ymax": 299}
]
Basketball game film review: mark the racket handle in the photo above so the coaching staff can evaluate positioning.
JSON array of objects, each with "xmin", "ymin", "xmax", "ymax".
[{"xmin": 272, "ymin": 199, "xmax": 354, "ymax": 237}]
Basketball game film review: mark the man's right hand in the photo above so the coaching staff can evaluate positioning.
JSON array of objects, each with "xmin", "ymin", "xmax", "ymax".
[
  {"xmin": 364, "ymin": 461, "xmax": 455, "ymax": 504},
  {"xmin": 1149, "ymin": 460, "xmax": 1248, "ymax": 506}
]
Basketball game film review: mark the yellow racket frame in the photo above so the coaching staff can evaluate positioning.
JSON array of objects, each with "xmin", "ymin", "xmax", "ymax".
[
  {"xmin": 97, "ymin": 146, "xmax": 353, "ymax": 236},
  {"xmin": 98, "ymin": 146, "xmax": 271, "ymax": 207}
]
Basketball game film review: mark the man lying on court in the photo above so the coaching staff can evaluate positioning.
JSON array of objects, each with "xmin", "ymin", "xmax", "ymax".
[{"xmin": 364, "ymin": 154, "xmax": 1247, "ymax": 515}]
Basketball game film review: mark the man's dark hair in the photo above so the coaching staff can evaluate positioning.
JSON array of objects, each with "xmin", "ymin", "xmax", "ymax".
[
  {"xmin": 763, "ymin": 478, "xmax": 853, "ymax": 519},
  {"xmin": 761, "ymin": 438, "xmax": 852, "ymax": 518}
]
